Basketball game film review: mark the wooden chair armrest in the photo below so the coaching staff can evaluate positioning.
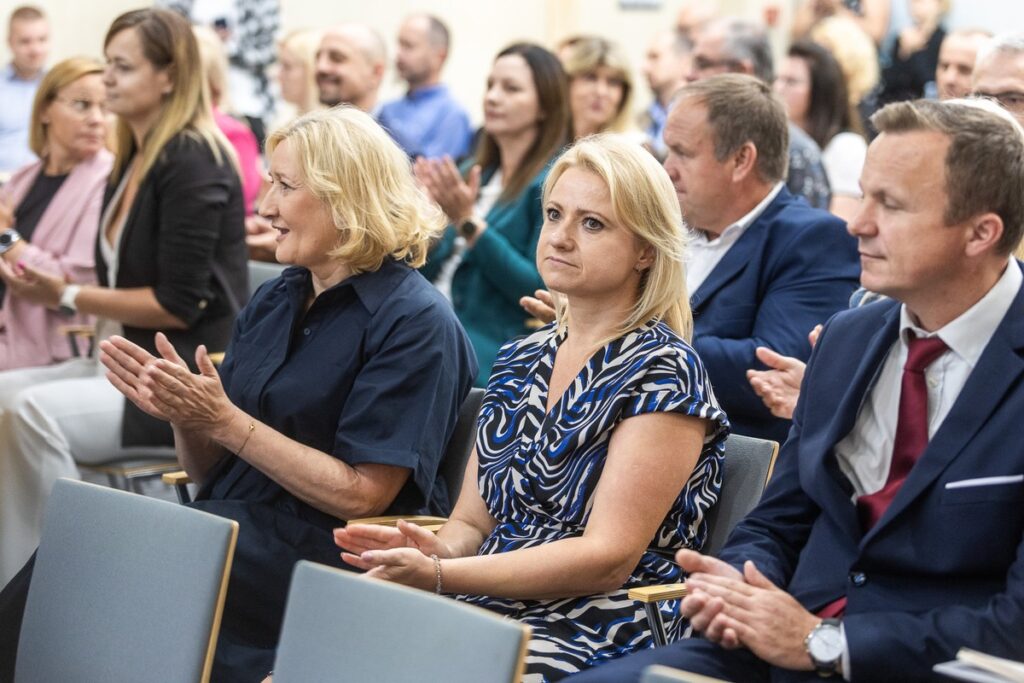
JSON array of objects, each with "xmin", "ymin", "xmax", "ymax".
[
  {"xmin": 58, "ymin": 324, "xmax": 96, "ymax": 338},
  {"xmin": 162, "ymin": 471, "xmax": 192, "ymax": 487},
  {"xmin": 208, "ymin": 351, "xmax": 225, "ymax": 366},
  {"xmin": 628, "ymin": 583, "xmax": 688, "ymax": 604},
  {"xmin": 346, "ymin": 515, "xmax": 448, "ymax": 533}
]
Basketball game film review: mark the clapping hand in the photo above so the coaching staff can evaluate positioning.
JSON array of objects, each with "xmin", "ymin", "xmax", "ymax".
[
  {"xmin": 677, "ymin": 550, "xmax": 817, "ymax": 671},
  {"xmin": 336, "ymin": 519, "xmax": 452, "ymax": 591},
  {"xmin": 413, "ymin": 156, "xmax": 481, "ymax": 227},
  {"xmin": 0, "ymin": 260, "xmax": 64, "ymax": 307},
  {"xmin": 520, "ymin": 288, "xmax": 557, "ymax": 325},
  {"xmin": 100, "ymin": 332, "xmax": 235, "ymax": 436}
]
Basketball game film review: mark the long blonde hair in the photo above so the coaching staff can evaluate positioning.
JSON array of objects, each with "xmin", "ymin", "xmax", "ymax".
[
  {"xmin": 561, "ymin": 36, "xmax": 636, "ymax": 135},
  {"xmin": 278, "ymin": 28, "xmax": 322, "ymax": 115},
  {"xmin": 544, "ymin": 134, "xmax": 693, "ymax": 343},
  {"xmin": 265, "ymin": 107, "xmax": 446, "ymax": 273},
  {"xmin": 104, "ymin": 8, "xmax": 237, "ymax": 182}
]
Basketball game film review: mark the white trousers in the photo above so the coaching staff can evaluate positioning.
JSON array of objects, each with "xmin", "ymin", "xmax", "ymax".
[{"xmin": 0, "ymin": 358, "xmax": 129, "ymax": 585}]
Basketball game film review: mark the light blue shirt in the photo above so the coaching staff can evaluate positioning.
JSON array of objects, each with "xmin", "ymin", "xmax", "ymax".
[
  {"xmin": 377, "ymin": 83, "xmax": 473, "ymax": 160},
  {"xmin": 0, "ymin": 64, "xmax": 43, "ymax": 174}
]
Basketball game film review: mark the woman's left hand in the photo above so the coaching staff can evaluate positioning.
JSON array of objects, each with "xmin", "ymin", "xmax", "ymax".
[
  {"xmin": 342, "ymin": 546, "xmax": 438, "ymax": 592},
  {"xmin": 0, "ymin": 260, "xmax": 64, "ymax": 308}
]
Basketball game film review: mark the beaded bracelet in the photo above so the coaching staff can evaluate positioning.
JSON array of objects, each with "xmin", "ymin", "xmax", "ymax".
[{"xmin": 431, "ymin": 553, "xmax": 443, "ymax": 594}]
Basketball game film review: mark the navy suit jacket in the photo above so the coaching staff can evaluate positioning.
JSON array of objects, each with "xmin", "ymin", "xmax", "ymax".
[
  {"xmin": 691, "ymin": 187, "xmax": 859, "ymax": 442},
  {"xmin": 718, "ymin": 272, "xmax": 1024, "ymax": 681}
]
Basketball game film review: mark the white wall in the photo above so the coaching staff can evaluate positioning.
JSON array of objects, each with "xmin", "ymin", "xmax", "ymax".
[{"xmin": 5, "ymin": 0, "xmax": 1017, "ymax": 127}]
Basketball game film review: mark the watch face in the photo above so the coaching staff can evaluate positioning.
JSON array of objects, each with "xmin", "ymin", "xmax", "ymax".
[
  {"xmin": 0, "ymin": 233, "xmax": 11, "ymax": 246},
  {"xmin": 809, "ymin": 625, "xmax": 844, "ymax": 662}
]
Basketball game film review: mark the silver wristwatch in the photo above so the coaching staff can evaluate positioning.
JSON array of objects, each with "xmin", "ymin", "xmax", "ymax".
[
  {"xmin": 0, "ymin": 228, "xmax": 21, "ymax": 254},
  {"xmin": 805, "ymin": 618, "xmax": 844, "ymax": 677}
]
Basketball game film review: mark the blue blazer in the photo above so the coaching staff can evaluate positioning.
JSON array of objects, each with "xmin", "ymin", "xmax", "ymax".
[
  {"xmin": 719, "ymin": 274, "xmax": 1024, "ymax": 681},
  {"xmin": 691, "ymin": 187, "xmax": 859, "ymax": 442}
]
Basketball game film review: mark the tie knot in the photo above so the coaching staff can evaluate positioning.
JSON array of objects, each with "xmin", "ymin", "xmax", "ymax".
[{"xmin": 905, "ymin": 334, "xmax": 948, "ymax": 373}]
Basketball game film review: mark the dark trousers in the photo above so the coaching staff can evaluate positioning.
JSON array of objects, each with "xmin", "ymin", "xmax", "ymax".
[{"xmin": 568, "ymin": 636, "xmax": 821, "ymax": 683}]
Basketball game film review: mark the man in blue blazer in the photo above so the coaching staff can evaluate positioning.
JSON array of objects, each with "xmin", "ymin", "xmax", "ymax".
[
  {"xmin": 572, "ymin": 99, "xmax": 1024, "ymax": 682},
  {"xmin": 665, "ymin": 75, "xmax": 859, "ymax": 442}
]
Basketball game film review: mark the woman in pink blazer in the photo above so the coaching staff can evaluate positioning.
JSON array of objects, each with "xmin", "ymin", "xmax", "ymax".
[{"xmin": 0, "ymin": 57, "xmax": 113, "ymax": 370}]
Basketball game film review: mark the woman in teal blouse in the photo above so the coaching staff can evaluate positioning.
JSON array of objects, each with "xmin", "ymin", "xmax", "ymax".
[{"xmin": 416, "ymin": 43, "xmax": 570, "ymax": 385}]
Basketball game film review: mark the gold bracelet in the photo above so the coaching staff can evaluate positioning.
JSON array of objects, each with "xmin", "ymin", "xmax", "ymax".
[
  {"xmin": 431, "ymin": 553, "xmax": 443, "ymax": 594},
  {"xmin": 236, "ymin": 421, "xmax": 255, "ymax": 456}
]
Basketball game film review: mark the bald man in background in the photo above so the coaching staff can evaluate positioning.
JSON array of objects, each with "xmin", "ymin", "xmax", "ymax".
[
  {"xmin": 935, "ymin": 28, "xmax": 992, "ymax": 100},
  {"xmin": 315, "ymin": 23, "xmax": 386, "ymax": 114}
]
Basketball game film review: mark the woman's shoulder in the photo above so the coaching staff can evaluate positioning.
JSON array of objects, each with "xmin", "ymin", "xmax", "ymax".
[{"xmin": 625, "ymin": 321, "xmax": 702, "ymax": 366}]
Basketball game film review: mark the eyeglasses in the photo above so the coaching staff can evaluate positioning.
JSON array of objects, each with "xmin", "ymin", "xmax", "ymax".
[
  {"xmin": 53, "ymin": 96, "xmax": 109, "ymax": 116},
  {"xmin": 973, "ymin": 91, "xmax": 1024, "ymax": 109}
]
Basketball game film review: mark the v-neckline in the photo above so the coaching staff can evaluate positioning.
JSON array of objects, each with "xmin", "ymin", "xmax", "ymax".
[{"xmin": 535, "ymin": 328, "xmax": 606, "ymax": 424}]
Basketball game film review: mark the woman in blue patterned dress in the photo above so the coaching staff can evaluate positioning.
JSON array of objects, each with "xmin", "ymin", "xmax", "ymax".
[{"xmin": 336, "ymin": 134, "xmax": 730, "ymax": 681}]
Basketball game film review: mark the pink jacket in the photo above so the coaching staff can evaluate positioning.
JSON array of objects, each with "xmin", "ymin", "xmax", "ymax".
[{"xmin": 0, "ymin": 149, "xmax": 113, "ymax": 369}]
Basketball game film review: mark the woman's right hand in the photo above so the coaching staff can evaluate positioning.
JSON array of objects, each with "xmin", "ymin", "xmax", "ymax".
[
  {"xmin": 413, "ymin": 156, "xmax": 480, "ymax": 224},
  {"xmin": 335, "ymin": 519, "xmax": 452, "ymax": 561}
]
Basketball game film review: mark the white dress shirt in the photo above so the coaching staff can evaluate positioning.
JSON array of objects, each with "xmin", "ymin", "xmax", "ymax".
[
  {"xmin": 684, "ymin": 182, "xmax": 785, "ymax": 294},
  {"xmin": 834, "ymin": 260, "xmax": 1022, "ymax": 497},
  {"xmin": 831, "ymin": 259, "xmax": 1021, "ymax": 681}
]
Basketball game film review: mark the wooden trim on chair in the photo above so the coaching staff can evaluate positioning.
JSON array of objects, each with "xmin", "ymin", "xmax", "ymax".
[
  {"xmin": 202, "ymin": 520, "xmax": 239, "ymax": 683},
  {"xmin": 628, "ymin": 583, "xmax": 689, "ymax": 603},
  {"xmin": 347, "ymin": 515, "xmax": 448, "ymax": 533},
  {"xmin": 763, "ymin": 441, "xmax": 781, "ymax": 485},
  {"xmin": 511, "ymin": 624, "xmax": 532, "ymax": 683}
]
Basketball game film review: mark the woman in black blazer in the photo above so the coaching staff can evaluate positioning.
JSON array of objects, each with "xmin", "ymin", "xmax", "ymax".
[{"xmin": 0, "ymin": 7, "xmax": 247, "ymax": 579}]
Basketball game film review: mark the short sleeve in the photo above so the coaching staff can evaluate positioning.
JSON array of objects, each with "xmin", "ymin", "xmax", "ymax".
[
  {"xmin": 622, "ymin": 340, "xmax": 731, "ymax": 443},
  {"xmin": 332, "ymin": 300, "xmax": 475, "ymax": 512}
]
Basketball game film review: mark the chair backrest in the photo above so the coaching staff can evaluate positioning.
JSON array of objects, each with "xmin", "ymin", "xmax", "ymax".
[
  {"xmin": 641, "ymin": 664, "xmax": 732, "ymax": 683},
  {"xmin": 248, "ymin": 259, "xmax": 287, "ymax": 294},
  {"xmin": 439, "ymin": 387, "xmax": 485, "ymax": 505},
  {"xmin": 16, "ymin": 479, "xmax": 238, "ymax": 683},
  {"xmin": 272, "ymin": 560, "xmax": 529, "ymax": 683},
  {"xmin": 703, "ymin": 434, "xmax": 780, "ymax": 557}
]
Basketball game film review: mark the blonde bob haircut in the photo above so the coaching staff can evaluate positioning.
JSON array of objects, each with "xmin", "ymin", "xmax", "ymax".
[
  {"xmin": 543, "ymin": 133, "xmax": 693, "ymax": 343},
  {"xmin": 28, "ymin": 56, "xmax": 104, "ymax": 157},
  {"xmin": 265, "ymin": 107, "xmax": 446, "ymax": 273}
]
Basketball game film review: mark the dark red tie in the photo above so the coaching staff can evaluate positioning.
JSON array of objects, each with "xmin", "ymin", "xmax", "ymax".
[
  {"xmin": 819, "ymin": 333, "xmax": 948, "ymax": 618},
  {"xmin": 856, "ymin": 333, "xmax": 948, "ymax": 530}
]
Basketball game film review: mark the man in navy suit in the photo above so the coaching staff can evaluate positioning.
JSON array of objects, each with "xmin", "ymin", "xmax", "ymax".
[
  {"xmin": 667, "ymin": 74, "xmax": 859, "ymax": 442},
  {"xmin": 573, "ymin": 98, "xmax": 1024, "ymax": 682}
]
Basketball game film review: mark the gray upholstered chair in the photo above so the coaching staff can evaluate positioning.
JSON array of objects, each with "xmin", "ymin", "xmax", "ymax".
[
  {"xmin": 641, "ymin": 664, "xmax": 732, "ymax": 683},
  {"xmin": 271, "ymin": 560, "xmax": 529, "ymax": 683},
  {"xmin": 15, "ymin": 478, "xmax": 237, "ymax": 683},
  {"xmin": 629, "ymin": 434, "xmax": 780, "ymax": 646}
]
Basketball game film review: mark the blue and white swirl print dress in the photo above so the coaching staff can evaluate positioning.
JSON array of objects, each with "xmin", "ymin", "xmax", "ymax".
[{"xmin": 458, "ymin": 321, "xmax": 730, "ymax": 682}]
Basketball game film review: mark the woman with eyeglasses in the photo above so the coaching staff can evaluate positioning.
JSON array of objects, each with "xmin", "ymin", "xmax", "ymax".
[
  {"xmin": 0, "ymin": 8, "xmax": 248, "ymax": 585},
  {"xmin": 0, "ymin": 57, "xmax": 112, "ymax": 371}
]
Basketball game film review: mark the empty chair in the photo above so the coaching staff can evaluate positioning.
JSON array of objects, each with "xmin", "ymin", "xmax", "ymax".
[
  {"xmin": 272, "ymin": 560, "xmax": 529, "ymax": 683},
  {"xmin": 630, "ymin": 434, "xmax": 779, "ymax": 646},
  {"xmin": 16, "ymin": 478, "xmax": 237, "ymax": 683}
]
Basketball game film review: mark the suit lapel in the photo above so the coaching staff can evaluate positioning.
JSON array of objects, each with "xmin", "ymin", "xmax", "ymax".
[
  {"xmin": 690, "ymin": 190, "xmax": 790, "ymax": 311},
  {"xmin": 809, "ymin": 304, "xmax": 900, "ymax": 534},
  {"xmin": 864, "ymin": 286, "xmax": 1024, "ymax": 542}
]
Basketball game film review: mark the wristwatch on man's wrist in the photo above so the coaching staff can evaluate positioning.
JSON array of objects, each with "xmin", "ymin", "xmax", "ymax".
[
  {"xmin": 805, "ymin": 618, "xmax": 844, "ymax": 677},
  {"xmin": 0, "ymin": 228, "xmax": 22, "ymax": 254}
]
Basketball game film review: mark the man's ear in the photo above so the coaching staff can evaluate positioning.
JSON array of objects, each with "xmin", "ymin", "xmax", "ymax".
[
  {"xmin": 738, "ymin": 60, "xmax": 756, "ymax": 77},
  {"xmin": 731, "ymin": 141, "xmax": 759, "ymax": 183},
  {"xmin": 964, "ymin": 212, "xmax": 1005, "ymax": 258}
]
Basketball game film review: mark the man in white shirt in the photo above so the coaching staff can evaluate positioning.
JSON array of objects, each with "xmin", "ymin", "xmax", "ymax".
[{"xmin": 574, "ymin": 97, "xmax": 1024, "ymax": 683}]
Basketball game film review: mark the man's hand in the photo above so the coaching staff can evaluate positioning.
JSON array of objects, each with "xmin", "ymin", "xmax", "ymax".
[{"xmin": 684, "ymin": 560, "xmax": 819, "ymax": 671}]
